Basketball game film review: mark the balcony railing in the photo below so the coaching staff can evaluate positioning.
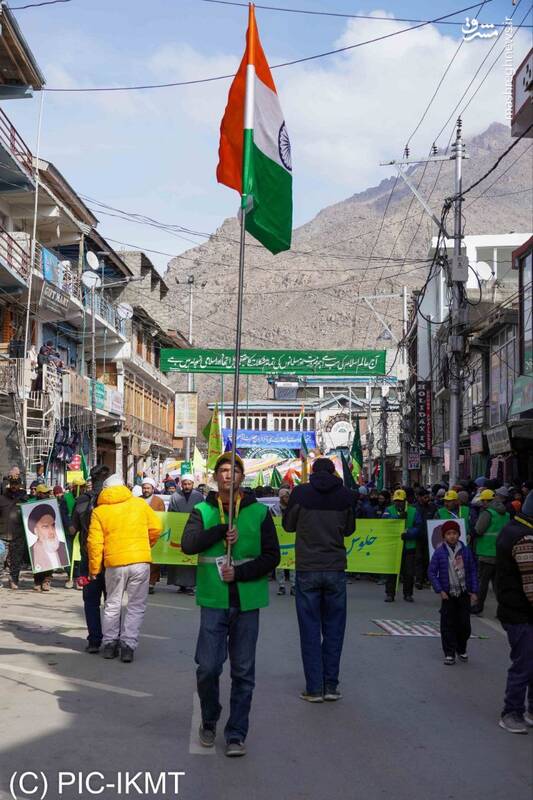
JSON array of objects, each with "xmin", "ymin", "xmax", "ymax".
[
  {"xmin": 124, "ymin": 413, "xmax": 173, "ymax": 448},
  {"xmin": 37, "ymin": 243, "xmax": 82, "ymax": 300},
  {"xmin": 0, "ymin": 225, "xmax": 31, "ymax": 280},
  {"xmin": 0, "ymin": 108, "xmax": 33, "ymax": 178},
  {"xmin": 82, "ymin": 289, "xmax": 126, "ymax": 336}
]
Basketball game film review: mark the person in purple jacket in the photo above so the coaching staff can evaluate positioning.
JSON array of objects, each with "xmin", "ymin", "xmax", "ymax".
[{"xmin": 428, "ymin": 520, "xmax": 479, "ymax": 665}]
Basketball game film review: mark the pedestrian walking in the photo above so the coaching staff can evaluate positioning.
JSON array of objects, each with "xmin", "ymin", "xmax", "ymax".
[
  {"xmin": 272, "ymin": 486, "xmax": 294, "ymax": 595},
  {"xmin": 141, "ymin": 478, "xmax": 165, "ymax": 595},
  {"xmin": 181, "ymin": 453, "xmax": 279, "ymax": 757},
  {"xmin": 87, "ymin": 474, "xmax": 162, "ymax": 663},
  {"xmin": 414, "ymin": 487, "xmax": 436, "ymax": 589},
  {"xmin": 282, "ymin": 457, "xmax": 355, "ymax": 703},
  {"xmin": 428, "ymin": 520, "xmax": 479, "ymax": 665},
  {"xmin": 495, "ymin": 490, "xmax": 533, "ymax": 735},
  {"xmin": 472, "ymin": 489, "xmax": 510, "ymax": 615},
  {"xmin": 383, "ymin": 489, "xmax": 423, "ymax": 603},
  {"xmin": 0, "ymin": 476, "xmax": 27, "ymax": 589},
  {"xmin": 167, "ymin": 474, "xmax": 204, "ymax": 595},
  {"xmin": 70, "ymin": 465, "xmax": 110, "ymax": 652}
]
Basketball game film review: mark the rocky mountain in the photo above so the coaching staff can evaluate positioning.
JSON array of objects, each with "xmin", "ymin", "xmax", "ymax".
[{"xmin": 162, "ymin": 122, "xmax": 532, "ymax": 429}]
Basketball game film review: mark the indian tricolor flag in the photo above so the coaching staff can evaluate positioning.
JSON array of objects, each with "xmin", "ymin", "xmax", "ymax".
[{"xmin": 217, "ymin": 4, "xmax": 292, "ymax": 255}]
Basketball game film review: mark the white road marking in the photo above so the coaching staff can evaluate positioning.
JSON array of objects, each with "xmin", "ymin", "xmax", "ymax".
[
  {"xmin": 477, "ymin": 617, "xmax": 505, "ymax": 636},
  {"xmin": 0, "ymin": 663, "xmax": 152, "ymax": 697},
  {"xmin": 189, "ymin": 692, "xmax": 216, "ymax": 756},
  {"xmin": 147, "ymin": 602, "xmax": 194, "ymax": 611},
  {"xmin": 2, "ymin": 616, "xmax": 169, "ymax": 640}
]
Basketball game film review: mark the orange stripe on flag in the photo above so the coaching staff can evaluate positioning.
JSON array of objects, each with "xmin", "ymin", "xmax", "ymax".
[{"xmin": 216, "ymin": 4, "xmax": 277, "ymax": 195}]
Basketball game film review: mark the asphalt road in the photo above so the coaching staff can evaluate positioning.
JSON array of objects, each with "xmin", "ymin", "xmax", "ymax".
[{"xmin": 0, "ymin": 573, "xmax": 531, "ymax": 800}]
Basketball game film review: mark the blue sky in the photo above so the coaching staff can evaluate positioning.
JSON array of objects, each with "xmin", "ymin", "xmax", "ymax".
[{"xmin": 4, "ymin": 0, "xmax": 530, "ymax": 270}]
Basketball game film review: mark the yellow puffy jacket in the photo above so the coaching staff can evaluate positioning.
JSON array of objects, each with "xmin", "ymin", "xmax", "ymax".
[{"xmin": 87, "ymin": 485, "xmax": 163, "ymax": 576}]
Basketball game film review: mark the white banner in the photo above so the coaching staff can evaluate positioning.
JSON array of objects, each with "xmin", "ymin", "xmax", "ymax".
[{"xmin": 174, "ymin": 392, "xmax": 198, "ymax": 438}]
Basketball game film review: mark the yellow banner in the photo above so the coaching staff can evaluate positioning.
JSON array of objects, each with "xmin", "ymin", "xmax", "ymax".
[{"xmin": 150, "ymin": 512, "xmax": 404, "ymax": 575}]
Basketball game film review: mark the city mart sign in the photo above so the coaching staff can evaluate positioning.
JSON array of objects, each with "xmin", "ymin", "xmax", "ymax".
[{"xmin": 160, "ymin": 349, "xmax": 386, "ymax": 377}]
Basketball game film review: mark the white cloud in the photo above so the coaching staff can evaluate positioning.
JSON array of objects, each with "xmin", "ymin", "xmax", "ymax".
[{"xmin": 6, "ymin": 10, "xmax": 529, "ymax": 271}]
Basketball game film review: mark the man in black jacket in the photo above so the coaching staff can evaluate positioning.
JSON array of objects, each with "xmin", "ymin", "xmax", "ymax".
[
  {"xmin": 496, "ymin": 490, "xmax": 533, "ymax": 735},
  {"xmin": 0, "ymin": 477, "xmax": 27, "ymax": 589},
  {"xmin": 70, "ymin": 464, "xmax": 110, "ymax": 653},
  {"xmin": 414, "ymin": 487, "xmax": 436, "ymax": 589},
  {"xmin": 283, "ymin": 457, "xmax": 356, "ymax": 703}
]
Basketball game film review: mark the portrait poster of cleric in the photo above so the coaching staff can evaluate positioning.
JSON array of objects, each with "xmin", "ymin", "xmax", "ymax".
[{"xmin": 21, "ymin": 499, "xmax": 70, "ymax": 574}]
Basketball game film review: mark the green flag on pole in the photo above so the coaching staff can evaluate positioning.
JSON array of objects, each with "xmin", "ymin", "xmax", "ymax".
[
  {"xmin": 80, "ymin": 450, "xmax": 89, "ymax": 480},
  {"xmin": 206, "ymin": 403, "xmax": 223, "ymax": 470},
  {"xmin": 350, "ymin": 418, "xmax": 363, "ymax": 482},
  {"xmin": 341, "ymin": 451, "xmax": 356, "ymax": 490},
  {"xmin": 270, "ymin": 466, "xmax": 282, "ymax": 489},
  {"xmin": 252, "ymin": 471, "xmax": 265, "ymax": 489}
]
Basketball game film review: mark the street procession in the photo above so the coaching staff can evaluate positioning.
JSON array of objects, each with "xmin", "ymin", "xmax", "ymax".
[{"xmin": 0, "ymin": 1, "xmax": 532, "ymax": 798}]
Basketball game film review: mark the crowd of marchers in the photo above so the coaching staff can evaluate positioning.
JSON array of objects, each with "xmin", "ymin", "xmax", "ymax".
[{"xmin": 0, "ymin": 459, "xmax": 532, "ymax": 751}]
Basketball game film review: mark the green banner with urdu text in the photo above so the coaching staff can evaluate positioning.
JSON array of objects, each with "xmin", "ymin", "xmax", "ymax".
[
  {"xmin": 160, "ymin": 348, "xmax": 386, "ymax": 377},
  {"xmin": 151, "ymin": 512, "xmax": 403, "ymax": 575}
]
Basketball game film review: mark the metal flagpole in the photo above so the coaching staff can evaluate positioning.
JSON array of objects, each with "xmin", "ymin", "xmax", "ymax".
[
  {"xmin": 226, "ymin": 2, "xmax": 255, "ymax": 563},
  {"xmin": 226, "ymin": 209, "xmax": 247, "ymax": 561}
]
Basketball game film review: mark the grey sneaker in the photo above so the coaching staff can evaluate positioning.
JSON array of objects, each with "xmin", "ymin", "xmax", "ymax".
[
  {"xmin": 524, "ymin": 711, "xmax": 533, "ymax": 727},
  {"xmin": 199, "ymin": 724, "xmax": 216, "ymax": 747},
  {"xmin": 300, "ymin": 691, "xmax": 324, "ymax": 703},
  {"xmin": 444, "ymin": 656, "xmax": 456, "ymax": 665},
  {"xmin": 225, "ymin": 740, "xmax": 246, "ymax": 757},
  {"xmin": 102, "ymin": 641, "xmax": 119, "ymax": 659},
  {"xmin": 499, "ymin": 713, "xmax": 528, "ymax": 734},
  {"xmin": 458, "ymin": 653, "xmax": 468, "ymax": 662},
  {"xmin": 120, "ymin": 645, "xmax": 134, "ymax": 663},
  {"xmin": 324, "ymin": 686, "xmax": 342, "ymax": 701}
]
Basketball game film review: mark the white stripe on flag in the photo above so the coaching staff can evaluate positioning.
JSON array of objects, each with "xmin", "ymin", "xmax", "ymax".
[
  {"xmin": 244, "ymin": 65, "xmax": 255, "ymax": 131},
  {"xmin": 253, "ymin": 75, "xmax": 287, "ymax": 171}
]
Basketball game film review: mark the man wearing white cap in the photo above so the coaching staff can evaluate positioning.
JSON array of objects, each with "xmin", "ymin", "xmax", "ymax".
[
  {"xmin": 168, "ymin": 473, "xmax": 204, "ymax": 595},
  {"xmin": 141, "ymin": 478, "xmax": 165, "ymax": 594}
]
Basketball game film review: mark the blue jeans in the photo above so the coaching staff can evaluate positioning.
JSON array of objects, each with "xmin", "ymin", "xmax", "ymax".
[
  {"xmin": 295, "ymin": 571, "xmax": 347, "ymax": 695},
  {"xmin": 83, "ymin": 572, "xmax": 106, "ymax": 646},
  {"xmin": 195, "ymin": 607, "xmax": 259, "ymax": 742},
  {"xmin": 502, "ymin": 623, "xmax": 533, "ymax": 716}
]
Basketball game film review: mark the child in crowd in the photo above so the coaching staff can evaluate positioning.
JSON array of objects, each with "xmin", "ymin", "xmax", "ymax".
[{"xmin": 428, "ymin": 520, "xmax": 479, "ymax": 665}]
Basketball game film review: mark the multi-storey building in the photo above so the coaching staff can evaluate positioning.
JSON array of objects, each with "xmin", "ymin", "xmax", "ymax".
[{"xmin": 405, "ymin": 233, "xmax": 532, "ymax": 485}]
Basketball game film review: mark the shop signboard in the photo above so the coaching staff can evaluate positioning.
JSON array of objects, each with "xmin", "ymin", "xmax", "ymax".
[
  {"xmin": 416, "ymin": 380, "xmax": 432, "ymax": 457},
  {"xmin": 486, "ymin": 424, "xmax": 511, "ymax": 455}
]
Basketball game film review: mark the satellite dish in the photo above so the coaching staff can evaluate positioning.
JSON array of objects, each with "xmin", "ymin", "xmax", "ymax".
[
  {"xmin": 59, "ymin": 260, "xmax": 72, "ymax": 269},
  {"xmin": 81, "ymin": 271, "xmax": 102, "ymax": 289},
  {"xmin": 472, "ymin": 261, "xmax": 494, "ymax": 281},
  {"xmin": 116, "ymin": 302, "xmax": 134, "ymax": 320},
  {"xmin": 86, "ymin": 251, "xmax": 100, "ymax": 271}
]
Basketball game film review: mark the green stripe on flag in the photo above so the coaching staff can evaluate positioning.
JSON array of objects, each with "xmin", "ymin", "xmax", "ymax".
[{"xmin": 245, "ymin": 141, "xmax": 292, "ymax": 255}]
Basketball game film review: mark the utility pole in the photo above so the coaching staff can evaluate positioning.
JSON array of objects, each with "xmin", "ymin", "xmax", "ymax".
[
  {"xmin": 184, "ymin": 275, "xmax": 194, "ymax": 463},
  {"xmin": 380, "ymin": 130, "xmax": 469, "ymax": 488},
  {"xmin": 380, "ymin": 395, "xmax": 388, "ymax": 488},
  {"xmin": 90, "ymin": 284, "xmax": 97, "ymax": 467},
  {"xmin": 400, "ymin": 285, "xmax": 410, "ymax": 486},
  {"xmin": 448, "ymin": 119, "xmax": 467, "ymax": 487}
]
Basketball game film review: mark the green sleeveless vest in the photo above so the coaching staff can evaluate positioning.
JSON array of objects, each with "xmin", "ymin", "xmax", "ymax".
[
  {"xmin": 386, "ymin": 504, "xmax": 417, "ymax": 550},
  {"xmin": 436, "ymin": 506, "xmax": 469, "ymax": 523},
  {"xmin": 195, "ymin": 499, "xmax": 269, "ymax": 612},
  {"xmin": 475, "ymin": 507, "xmax": 510, "ymax": 559}
]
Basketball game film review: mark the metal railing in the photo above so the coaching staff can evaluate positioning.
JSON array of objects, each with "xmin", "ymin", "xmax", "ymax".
[
  {"xmin": 0, "ymin": 107, "xmax": 33, "ymax": 177},
  {"xmin": 124, "ymin": 413, "xmax": 173, "ymax": 448},
  {"xmin": 0, "ymin": 360, "xmax": 17, "ymax": 393},
  {"xmin": 0, "ymin": 225, "xmax": 31, "ymax": 280},
  {"xmin": 82, "ymin": 289, "xmax": 126, "ymax": 336}
]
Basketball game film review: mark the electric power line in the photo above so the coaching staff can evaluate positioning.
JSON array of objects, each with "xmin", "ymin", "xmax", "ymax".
[{"xmin": 43, "ymin": 1, "xmax": 501, "ymax": 92}]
